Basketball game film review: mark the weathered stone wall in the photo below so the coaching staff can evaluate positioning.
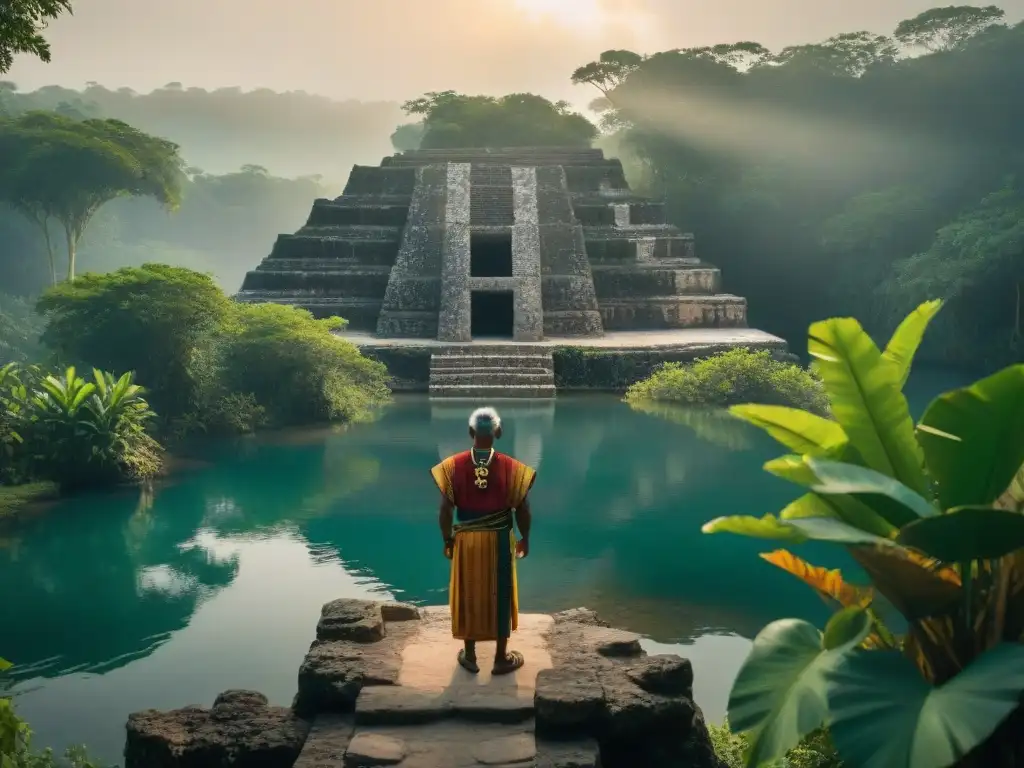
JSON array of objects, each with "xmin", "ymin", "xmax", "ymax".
[
  {"xmin": 536, "ymin": 166, "xmax": 604, "ymax": 337},
  {"xmin": 376, "ymin": 166, "xmax": 447, "ymax": 338},
  {"xmin": 510, "ymin": 167, "xmax": 545, "ymax": 342},
  {"xmin": 553, "ymin": 342, "xmax": 793, "ymax": 391},
  {"xmin": 437, "ymin": 163, "xmax": 472, "ymax": 342}
]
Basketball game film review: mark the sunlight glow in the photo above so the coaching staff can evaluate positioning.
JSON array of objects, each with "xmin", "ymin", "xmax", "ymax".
[{"xmin": 513, "ymin": 0, "xmax": 606, "ymax": 30}]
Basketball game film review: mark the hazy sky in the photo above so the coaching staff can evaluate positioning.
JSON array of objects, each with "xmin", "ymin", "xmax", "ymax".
[{"xmin": 9, "ymin": 0, "xmax": 1024, "ymax": 104}]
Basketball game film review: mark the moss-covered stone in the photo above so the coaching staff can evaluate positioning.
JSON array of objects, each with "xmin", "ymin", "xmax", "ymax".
[{"xmin": 361, "ymin": 346, "xmax": 432, "ymax": 390}]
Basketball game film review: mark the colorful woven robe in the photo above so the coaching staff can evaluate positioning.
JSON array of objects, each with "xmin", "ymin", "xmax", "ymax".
[{"xmin": 431, "ymin": 450, "xmax": 536, "ymax": 641}]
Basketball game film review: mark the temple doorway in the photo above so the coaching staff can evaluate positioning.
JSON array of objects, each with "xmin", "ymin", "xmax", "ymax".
[
  {"xmin": 470, "ymin": 233, "xmax": 513, "ymax": 277},
  {"xmin": 471, "ymin": 290, "xmax": 514, "ymax": 338}
]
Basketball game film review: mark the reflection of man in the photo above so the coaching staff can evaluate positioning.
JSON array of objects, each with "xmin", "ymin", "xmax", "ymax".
[{"xmin": 431, "ymin": 407, "xmax": 535, "ymax": 675}]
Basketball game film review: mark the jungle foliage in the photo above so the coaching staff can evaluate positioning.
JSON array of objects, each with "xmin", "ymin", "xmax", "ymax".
[
  {"xmin": 704, "ymin": 299, "xmax": 1024, "ymax": 767},
  {"xmin": 571, "ymin": 5, "xmax": 1024, "ymax": 370}
]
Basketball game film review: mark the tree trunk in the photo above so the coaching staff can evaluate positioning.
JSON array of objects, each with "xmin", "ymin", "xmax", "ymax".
[
  {"xmin": 64, "ymin": 224, "xmax": 77, "ymax": 282},
  {"xmin": 41, "ymin": 220, "xmax": 56, "ymax": 286}
]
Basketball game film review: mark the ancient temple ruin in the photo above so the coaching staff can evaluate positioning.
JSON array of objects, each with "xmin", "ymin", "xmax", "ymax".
[
  {"xmin": 237, "ymin": 147, "xmax": 778, "ymax": 397},
  {"xmin": 238, "ymin": 147, "xmax": 748, "ymax": 338}
]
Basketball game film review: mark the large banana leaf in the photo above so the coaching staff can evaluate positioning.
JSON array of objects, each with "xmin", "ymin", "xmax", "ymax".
[
  {"xmin": 729, "ymin": 608, "xmax": 872, "ymax": 767},
  {"xmin": 768, "ymin": 457, "xmax": 900, "ymax": 535},
  {"xmin": 917, "ymin": 365, "xmax": 1024, "ymax": 511},
  {"xmin": 729, "ymin": 404, "xmax": 847, "ymax": 455},
  {"xmin": 807, "ymin": 458, "xmax": 938, "ymax": 520},
  {"xmin": 808, "ymin": 317, "xmax": 929, "ymax": 497},
  {"xmin": 897, "ymin": 506, "xmax": 1024, "ymax": 563},
  {"xmin": 826, "ymin": 642, "xmax": 1024, "ymax": 768},
  {"xmin": 881, "ymin": 300, "xmax": 943, "ymax": 389}
]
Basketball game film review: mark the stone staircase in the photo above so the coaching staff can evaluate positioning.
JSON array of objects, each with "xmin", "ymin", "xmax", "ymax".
[
  {"xmin": 470, "ymin": 164, "xmax": 514, "ymax": 226},
  {"xmin": 429, "ymin": 345, "xmax": 555, "ymax": 399}
]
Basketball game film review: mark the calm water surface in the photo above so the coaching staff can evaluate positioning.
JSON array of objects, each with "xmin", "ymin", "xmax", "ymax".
[{"xmin": 0, "ymin": 369, "xmax": 970, "ymax": 764}]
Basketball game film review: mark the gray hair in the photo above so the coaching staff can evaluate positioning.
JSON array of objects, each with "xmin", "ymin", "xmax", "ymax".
[{"xmin": 468, "ymin": 406, "xmax": 501, "ymax": 436}]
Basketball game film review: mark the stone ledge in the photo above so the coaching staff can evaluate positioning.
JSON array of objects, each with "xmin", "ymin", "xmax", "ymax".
[{"xmin": 123, "ymin": 600, "xmax": 725, "ymax": 768}]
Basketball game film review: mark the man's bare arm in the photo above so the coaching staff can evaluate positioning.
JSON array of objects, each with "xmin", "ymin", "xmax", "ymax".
[
  {"xmin": 439, "ymin": 496, "xmax": 454, "ymax": 544},
  {"xmin": 514, "ymin": 498, "xmax": 532, "ymax": 542}
]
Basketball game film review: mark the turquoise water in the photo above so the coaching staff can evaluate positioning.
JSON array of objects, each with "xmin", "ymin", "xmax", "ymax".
[{"xmin": 0, "ymin": 371, "xmax": 969, "ymax": 765}]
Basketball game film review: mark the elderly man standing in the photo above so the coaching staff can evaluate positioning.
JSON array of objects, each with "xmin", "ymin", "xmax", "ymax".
[{"xmin": 430, "ymin": 406, "xmax": 535, "ymax": 675}]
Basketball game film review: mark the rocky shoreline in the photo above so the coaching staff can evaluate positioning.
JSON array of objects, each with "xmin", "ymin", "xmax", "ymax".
[{"xmin": 123, "ymin": 599, "xmax": 725, "ymax": 768}]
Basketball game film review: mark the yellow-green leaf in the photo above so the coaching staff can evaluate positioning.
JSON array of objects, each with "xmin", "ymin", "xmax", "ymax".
[
  {"xmin": 780, "ymin": 491, "xmax": 897, "ymax": 538},
  {"xmin": 881, "ymin": 299, "xmax": 943, "ymax": 388},
  {"xmin": 702, "ymin": 514, "xmax": 808, "ymax": 542},
  {"xmin": 808, "ymin": 316, "xmax": 929, "ymax": 497},
  {"xmin": 729, "ymin": 404, "xmax": 847, "ymax": 455}
]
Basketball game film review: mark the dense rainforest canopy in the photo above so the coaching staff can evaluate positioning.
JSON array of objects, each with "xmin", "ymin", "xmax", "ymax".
[
  {"xmin": 569, "ymin": 4, "xmax": 1024, "ymax": 370},
  {"xmin": 2, "ymin": 3, "xmax": 1022, "ymax": 374}
]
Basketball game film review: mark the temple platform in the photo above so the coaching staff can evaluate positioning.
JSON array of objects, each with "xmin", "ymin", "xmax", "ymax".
[
  {"xmin": 340, "ymin": 328, "xmax": 790, "ymax": 397},
  {"xmin": 339, "ymin": 327, "xmax": 785, "ymax": 350}
]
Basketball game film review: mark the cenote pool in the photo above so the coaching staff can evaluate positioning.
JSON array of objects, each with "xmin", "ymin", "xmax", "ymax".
[{"xmin": 0, "ymin": 367, "xmax": 972, "ymax": 765}]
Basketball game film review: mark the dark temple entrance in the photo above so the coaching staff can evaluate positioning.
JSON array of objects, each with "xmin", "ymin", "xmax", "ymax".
[
  {"xmin": 470, "ymin": 233, "xmax": 513, "ymax": 277},
  {"xmin": 471, "ymin": 291, "xmax": 514, "ymax": 338}
]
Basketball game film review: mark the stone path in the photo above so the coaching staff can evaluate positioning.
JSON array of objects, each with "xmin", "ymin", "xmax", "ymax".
[{"xmin": 124, "ymin": 600, "xmax": 727, "ymax": 768}]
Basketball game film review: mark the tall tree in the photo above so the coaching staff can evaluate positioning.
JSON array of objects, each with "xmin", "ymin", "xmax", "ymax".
[
  {"xmin": 894, "ymin": 5, "xmax": 1006, "ymax": 52},
  {"xmin": 0, "ymin": 0, "xmax": 72, "ymax": 73},
  {"xmin": 0, "ymin": 111, "xmax": 185, "ymax": 281},
  {"xmin": 402, "ymin": 91, "xmax": 596, "ymax": 149},
  {"xmin": 771, "ymin": 31, "xmax": 900, "ymax": 76}
]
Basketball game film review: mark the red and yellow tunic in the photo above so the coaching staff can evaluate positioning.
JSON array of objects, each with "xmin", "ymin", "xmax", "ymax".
[{"xmin": 431, "ymin": 450, "xmax": 536, "ymax": 641}]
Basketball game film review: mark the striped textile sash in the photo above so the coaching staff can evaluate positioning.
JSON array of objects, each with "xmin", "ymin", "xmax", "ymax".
[{"xmin": 453, "ymin": 508, "xmax": 513, "ymax": 534}]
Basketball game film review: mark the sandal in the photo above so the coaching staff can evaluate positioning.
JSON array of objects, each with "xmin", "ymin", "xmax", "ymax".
[
  {"xmin": 492, "ymin": 650, "xmax": 525, "ymax": 676},
  {"xmin": 457, "ymin": 649, "xmax": 479, "ymax": 674}
]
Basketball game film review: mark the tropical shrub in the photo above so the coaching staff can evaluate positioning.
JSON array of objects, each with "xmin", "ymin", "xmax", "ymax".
[
  {"xmin": 624, "ymin": 349, "xmax": 829, "ymax": 415},
  {"xmin": 1, "ymin": 657, "xmax": 106, "ymax": 768},
  {"xmin": 36, "ymin": 264, "xmax": 233, "ymax": 422},
  {"xmin": 703, "ymin": 299, "xmax": 1024, "ymax": 768},
  {"xmin": 2, "ymin": 364, "xmax": 162, "ymax": 490},
  {"xmin": 710, "ymin": 722, "xmax": 842, "ymax": 768},
  {"xmin": 209, "ymin": 303, "xmax": 390, "ymax": 427},
  {"xmin": 0, "ymin": 295, "xmax": 44, "ymax": 364}
]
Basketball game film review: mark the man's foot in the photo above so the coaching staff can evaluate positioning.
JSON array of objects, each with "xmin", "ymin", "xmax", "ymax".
[
  {"xmin": 457, "ymin": 648, "xmax": 479, "ymax": 674},
  {"xmin": 492, "ymin": 650, "xmax": 525, "ymax": 675}
]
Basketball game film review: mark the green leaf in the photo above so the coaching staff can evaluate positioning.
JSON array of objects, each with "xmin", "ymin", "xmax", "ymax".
[
  {"xmin": 808, "ymin": 316, "xmax": 929, "ymax": 497},
  {"xmin": 765, "ymin": 454, "xmax": 819, "ymax": 485},
  {"xmin": 786, "ymin": 515, "xmax": 894, "ymax": 546},
  {"xmin": 0, "ymin": 657, "xmax": 10, "ymax": 672},
  {"xmin": 896, "ymin": 506, "xmax": 1024, "ymax": 562},
  {"xmin": 917, "ymin": 365, "xmax": 1024, "ymax": 510},
  {"xmin": 729, "ymin": 404, "xmax": 847, "ymax": 455},
  {"xmin": 823, "ymin": 605, "xmax": 873, "ymax": 651},
  {"xmin": 773, "ymin": 468, "xmax": 898, "ymax": 538},
  {"xmin": 702, "ymin": 514, "xmax": 808, "ymax": 543},
  {"xmin": 881, "ymin": 300, "xmax": 943, "ymax": 388},
  {"xmin": 729, "ymin": 614, "xmax": 870, "ymax": 767},
  {"xmin": 807, "ymin": 458, "xmax": 938, "ymax": 519},
  {"xmin": 827, "ymin": 643, "xmax": 1024, "ymax": 768}
]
